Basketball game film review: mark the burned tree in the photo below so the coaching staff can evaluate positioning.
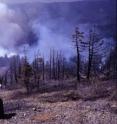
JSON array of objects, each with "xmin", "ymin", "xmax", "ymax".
[
  {"xmin": 42, "ymin": 56, "xmax": 45, "ymax": 81},
  {"xmin": 57, "ymin": 52, "xmax": 61, "ymax": 80},
  {"xmin": 0, "ymin": 98, "xmax": 4, "ymax": 119},
  {"xmin": 86, "ymin": 27, "xmax": 103, "ymax": 79},
  {"xmin": 48, "ymin": 49, "xmax": 66, "ymax": 80},
  {"xmin": 52, "ymin": 49, "xmax": 56, "ymax": 80},
  {"xmin": 80, "ymin": 26, "xmax": 104, "ymax": 80},
  {"xmin": 0, "ymin": 76, "xmax": 3, "ymax": 88},
  {"xmin": 4, "ymin": 71, "xmax": 8, "ymax": 87},
  {"xmin": 49, "ymin": 50, "xmax": 52, "ymax": 80},
  {"xmin": 32, "ymin": 55, "xmax": 39, "ymax": 90},
  {"xmin": 32, "ymin": 57, "xmax": 41, "ymax": 91},
  {"xmin": 62, "ymin": 57, "xmax": 65, "ymax": 80},
  {"xmin": 9, "ymin": 55, "xmax": 21, "ymax": 85},
  {"xmin": 9, "ymin": 60, "xmax": 14, "ymax": 85},
  {"xmin": 22, "ymin": 56, "xmax": 33, "ymax": 94},
  {"xmin": 72, "ymin": 27, "xmax": 84, "ymax": 82},
  {"xmin": 12, "ymin": 56, "xmax": 18, "ymax": 84}
]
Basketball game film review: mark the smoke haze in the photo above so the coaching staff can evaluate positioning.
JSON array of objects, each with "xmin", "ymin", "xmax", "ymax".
[{"xmin": 0, "ymin": 0, "xmax": 116, "ymax": 60}]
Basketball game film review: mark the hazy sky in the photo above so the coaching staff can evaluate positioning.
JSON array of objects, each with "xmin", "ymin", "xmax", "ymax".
[
  {"xmin": 0, "ymin": 0, "xmax": 115, "ymax": 60},
  {"xmin": 0, "ymin": 0, "xmax": 82, "ymax": 3},
  {"xmin": 0, "ymin": 0, "xmax": 104, "ymax": 4}
]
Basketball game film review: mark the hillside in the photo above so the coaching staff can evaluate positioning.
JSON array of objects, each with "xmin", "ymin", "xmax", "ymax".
[{"xmin": 0, "ymin": 80, "xmax": 117, "ymax": 124}]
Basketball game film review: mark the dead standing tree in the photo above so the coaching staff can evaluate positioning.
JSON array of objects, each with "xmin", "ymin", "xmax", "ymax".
[
  {"xmin": 80, "ymin": 26, "xmax": 104, "ymax": 80},
  {"xmin": 22, "ymin": 57, "xmax": 33, "ymax": 94},
  {"xmin": 0, "ymin": 98, "xmax": 4, "ymax": 119},
  {"xmin": 72, "ymin": 27, "xmax": 84, "ymax": 84},
  {"xmin": 21, "ymin": 48, "xmax": 33, "ymax": 94},
  {"xmin": 42, "ymin": 56, "xmax": 45, "ymax": 81},
  {"xmin": 48, "ymin": 49, "xmax": 65, "ymax": 81},
  {"xmin": 87, "ymin": 27, "xmax": 103, "ymax": 80},
  {"xmin": 32, "ymin": 54, "xmax": 40, "ymax": 90},
  {"xmin": 52, "ymin": 49, "xmax": 56, "ymax": 80},
  {"xmin": 62, "ymin": 57, "xmax": 65, "ymax": 80}
]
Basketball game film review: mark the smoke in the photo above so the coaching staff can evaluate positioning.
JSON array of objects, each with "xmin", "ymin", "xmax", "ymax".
[
  {"xmin": 0, "ymin": 2, "xmax": 38, "ymax": 56},
  {"xmin": 0, "ymin": 0, "xmax": 98, "ymax": 4},
  {"xmin": 0, "ymin": 1, "xmax": 75, "ymax": 59},
  {"xmin": 0, "ymin": 0, "xmax": 116, "ymax": 61},
  {"xmin": 29, "ymin": 23, "xmax": 74, "ymax": 59},
  {"xmin": 0, "ymin": 3, "xmax": 25, "ymax": 49}
]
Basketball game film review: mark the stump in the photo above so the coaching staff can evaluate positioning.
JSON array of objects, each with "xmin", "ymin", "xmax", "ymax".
[{"xmin": 0, "ymin": 98, "xmax": 4, "ymax": 119}]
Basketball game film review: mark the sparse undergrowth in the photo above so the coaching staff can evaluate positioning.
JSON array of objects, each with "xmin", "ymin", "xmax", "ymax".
[{"xmin": 0, "ymin": 80, "xmax": 117, "ymax": 124}]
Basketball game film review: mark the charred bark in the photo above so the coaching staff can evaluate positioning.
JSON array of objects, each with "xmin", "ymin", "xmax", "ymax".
[{"xmin": 0, "ymin": 98, "xmax": 4, "ymax": 119}]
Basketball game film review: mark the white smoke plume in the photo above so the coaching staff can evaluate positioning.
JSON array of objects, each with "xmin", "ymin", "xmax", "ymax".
[
  {"xmin": 0, "ymin": 3, "xmax": 26, "ymax": 49},
  {"xmin": 0, "ymin": 2, "xmax": 38, "ymax": 57},
  {"xmin": 0, "ymin": 0, "xmax": 115, "ymax": 60},
  {"xmin": 0, "ymin": 1, "xmax": 75, "ymax": 58}
]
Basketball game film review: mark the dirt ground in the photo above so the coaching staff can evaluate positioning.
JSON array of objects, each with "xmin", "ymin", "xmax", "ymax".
[{"xmin": 0, "ymin": 80, "xmax": 117, "ymax": 124}]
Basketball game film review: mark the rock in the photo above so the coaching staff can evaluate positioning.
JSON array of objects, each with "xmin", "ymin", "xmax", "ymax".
[
  {"xmin": 110, "ymin": 104, "xmax": 117, "ymax": 114},
  {"xmin": 23, "ymin": 113, "xmax": 26, "ymax": 117},
  {"xmin": 32, "ymin": 107, "xmax": 36, "ymax": 111}
]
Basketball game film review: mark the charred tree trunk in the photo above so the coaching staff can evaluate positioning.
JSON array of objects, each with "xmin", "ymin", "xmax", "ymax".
[
  {"xmin": 87, "ymin": 29, "xmax": 95, "ymax": 80},
  {"xmin": 115, "ymin": 43, "xmax": 117, "ymax": 83},
  {"xmin": 10, "ymin": 74, "xmax": 13, "ymax": 85},
  {"xmin": 4, "ymin": 72, "xmax": 8, "ymax": 86},
  {"xmin": 76, "ymin": 46, "xmax": 80, "ymax": 82},
  {"xmin": 87, "ymin": 53, "xmax": 93, "ymax": 80},
  {"xmin": 37, "ymin": 74, "xmax": 40, "ymax": 91},
  {"xmin": 0, "ymin": 98, "xmax": 4, "ymax": 119},
  {"xmin": 57, "ymin": 59, "xmax": 60, "ymax": 80},
  {"xmin": 0, "ymin": 77, "xmax": 3, "ymax": 88},
  {"xmin": 14, "ymin": 72, "xmax": 18, "ymax": 84},
  {"xmin": 49, "ymin": 50, "xmax": 52, "ymax": 80},
  {"xmin": 115, "ymin": 44, "xmax": 117, "ymax": 99},
  {"xmin": 62, "ymin": 58, "xmax": 65, "ymax": 80},
  {"xmin": 52, "ymin": 50, "xmax": 56, "ymax": 80},
  {"xmin": 87, "ymin": 42, "xmax": 93, "ymax": 80},
  {"xmin": 42, "ymin": 58, "xmax": 45, "ymax": 81},
  {"xmin": 72, "ymin": 27, "xmax": 84, "ymax": 84}
]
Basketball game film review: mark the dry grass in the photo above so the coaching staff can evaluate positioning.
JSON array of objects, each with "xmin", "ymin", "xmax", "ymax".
[
  {"xmin": 31, "ymin": 112, "xmax": 57, "ymax": 122},
  {"xmin": 0, "ymin": 80, "xmax": 116, "ymax": 124}
]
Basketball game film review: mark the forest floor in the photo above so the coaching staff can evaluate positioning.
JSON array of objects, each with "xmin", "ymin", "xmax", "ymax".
[{"xmin": 0, "ymin": 80, "xmax": 117, "ymax": 124}]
